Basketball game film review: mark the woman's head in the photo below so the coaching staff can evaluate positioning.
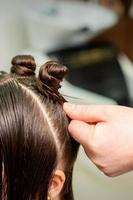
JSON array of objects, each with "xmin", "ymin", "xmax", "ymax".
[{"xmin": 0, "ymin": 55, "xmax": 79, "ymax": 200}]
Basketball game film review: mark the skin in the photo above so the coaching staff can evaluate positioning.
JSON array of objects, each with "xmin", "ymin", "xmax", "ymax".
[
  {"xmin": 48, "ymin": 170, "xmax": 65, "ymax": 200},
  {"xmin": 63, "ymin": 103, "xmax": 133, "ymax": 177}
]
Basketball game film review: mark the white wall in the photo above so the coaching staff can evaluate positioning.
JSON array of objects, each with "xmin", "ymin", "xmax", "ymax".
[
  {"xmin": 73, "ymin": 147, "xmax": 133, "ymax": 200},
  {"xmin": 0, "ymin": 1, "xmax": 25, "ymax": 69},
  {"xmin": 0, "ymin": 0, "xmax": 49, "ymax": 70}
]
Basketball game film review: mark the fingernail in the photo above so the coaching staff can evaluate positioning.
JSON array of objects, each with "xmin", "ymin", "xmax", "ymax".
[{"xmin": 63, "ymin": 102, "xmax": 76, "ymax": 110}]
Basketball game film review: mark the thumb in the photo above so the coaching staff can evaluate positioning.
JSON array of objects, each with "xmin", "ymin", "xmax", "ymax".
[
  {"xmin": 68, "ymin": 120, "xmax": 95, "ymax": 148},
  {"xmin": 63, "ymin": 103, "xmax": 108, "ymax": 123}
]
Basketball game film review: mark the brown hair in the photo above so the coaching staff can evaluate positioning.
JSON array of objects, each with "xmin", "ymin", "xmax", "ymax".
[{"xmin": 0, "ymin": 55, "xmax": 79, "ymax": 200}]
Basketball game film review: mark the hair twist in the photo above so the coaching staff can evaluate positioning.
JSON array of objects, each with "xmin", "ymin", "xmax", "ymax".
[
  {"xmin": 11, "ymin": 55, "xmax": 36, "ymax": 76},
  {"xmin": 37, "ymin": 61, "xmax": 68, "ymax": 103}
]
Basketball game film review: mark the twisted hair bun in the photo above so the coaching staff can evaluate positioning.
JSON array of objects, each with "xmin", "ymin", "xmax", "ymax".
[
  {"xmin": 38, "ymin": 61, "xmax": 68, "ymax": 91},
  {"xmin": 11, "ymin": 55, "xmax": 36, "ymax": 76}
]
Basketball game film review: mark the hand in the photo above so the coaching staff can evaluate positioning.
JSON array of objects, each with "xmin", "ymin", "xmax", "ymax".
[{"xmin": 63, "ymin": 103, "xmax": 133, "ymax": 177}]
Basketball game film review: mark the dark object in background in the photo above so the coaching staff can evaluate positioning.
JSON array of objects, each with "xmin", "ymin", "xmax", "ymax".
[{"xmin": 47, "ymin": 42, "xmax": 131, "ymax": 106}]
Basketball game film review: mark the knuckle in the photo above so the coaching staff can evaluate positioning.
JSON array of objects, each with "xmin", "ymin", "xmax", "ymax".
[
  {"xmin": 93, "ymin": 159, "xmax": 115, "ymax": 177},
  {"xmin": 101, "ymin": 165, "xmax": 116, "ymax": 177},
  {"xmin": 103, "ymin": 170, "xmax": 115, "ymax": 177}
]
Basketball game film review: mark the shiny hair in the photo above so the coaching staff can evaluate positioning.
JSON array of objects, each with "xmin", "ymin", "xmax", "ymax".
[{"xmin": 0, "ymin": 55, "xmax": 79, "ymax": 200}]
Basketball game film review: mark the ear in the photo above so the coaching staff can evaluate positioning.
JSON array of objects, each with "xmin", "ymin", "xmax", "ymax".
[{"xmin": 48, "ymin": 170, "xmax": 66, "ymax": 199}]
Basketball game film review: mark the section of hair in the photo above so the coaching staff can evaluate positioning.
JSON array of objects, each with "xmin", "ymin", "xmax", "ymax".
[
  {"xmin": 37, "ymin": 61, "xmax": 69, "ymax": 104},
  {"xmin": 0, "ymin": 79, "xmax": 57, "ymax": 200},
  {"xmin": 11, "ymin": 55, "xmax": 36, "ymax": 76},
  {"xmin": 39, "ymin": 61, "xmax": 68, "ymax": 90},
  {"xmin": 0, "ymin": 55, "xmax": 79, "ymax": 200}
]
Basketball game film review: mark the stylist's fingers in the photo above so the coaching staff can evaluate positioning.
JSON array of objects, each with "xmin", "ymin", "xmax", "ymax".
[
  {"xmin": 68, "ymin": 120, "xmax": 95, "ymax": 148},
  {"xmin": 63, "ymin": 103, "xmax": 109, "ymax": 123}
]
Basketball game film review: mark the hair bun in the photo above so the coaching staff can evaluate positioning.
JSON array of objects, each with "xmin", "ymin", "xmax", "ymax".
[
  {"xmin": 11, "ymin": 55, "xmax": 36, "ymax": 76},
  {"xmin": 38, "ymin": 61, "xmax": 68, "ymax": 90}
]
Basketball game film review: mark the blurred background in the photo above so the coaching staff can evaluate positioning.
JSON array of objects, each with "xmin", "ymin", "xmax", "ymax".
[{"xmin": 0, "ymin": 0, "xmax": 133, "ymax": 199}]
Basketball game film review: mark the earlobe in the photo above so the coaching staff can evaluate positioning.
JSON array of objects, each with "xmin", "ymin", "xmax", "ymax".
[{"xmin": 48, "ymin": 170, "xmax": 66, "ymax": 199}]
